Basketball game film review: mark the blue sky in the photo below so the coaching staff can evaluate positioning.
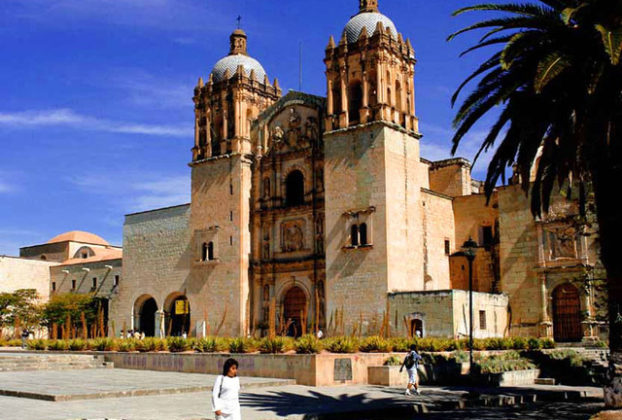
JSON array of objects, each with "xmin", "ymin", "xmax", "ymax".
[{"xmin": 0, "ymin": 0, "xmax": 505, "ymax": 254}]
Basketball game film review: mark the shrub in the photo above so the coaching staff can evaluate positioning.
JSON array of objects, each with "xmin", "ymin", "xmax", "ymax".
[
  {"xmin": 194, "ymin": 337, "xmax": 226, "ymax": 353},
  {"xmin": 118, "ymin": 339, "xmax": 137, "ymax": 352},
  {"xmin": 359, "ymin": 336, "xmax": 392, "ymax": 353},
  {"xmin": 135, "ymin": 337, "xmax": 167, "ymax": 353},
  {"xmin": 512, "ymin": 337, "xmax": 529, "ymax": 350},
  {"xmin": 48, "ymin": 339, "xmax": 69, "ymax": 351},
  {"xmin": 228, "ymin": 337, "xmax": 258, "ymax": 354},
  {"xmin": 68, "ymin": 339, "xmax": 87, "ymax": 351},
  {"xmin": 384, "ymin": 355, "xmax": 402, "ymax": 366},
  {"xmin": 294, "ymin": 334, "xmax": 322, "ymax": 354},
  {"xmin": 527, "ymin": 337, "xmax": 543, "ymax": 350},
  {"xmin": 541, "ymin": 338, "xmax": 556, "ymax": 349},
  {"xmin": 259, "ymin": 336, "xmax": 293, "ymax": 354},
  {"xmin": 27, "ymin": 339, "xmax": 48, "ymax": 350},
  {"xmin": 0, "ymin": 338, "xmax": 6, "ymax": 347},
  {"xmin": 7, "ymin": 339, "xmax": 22, "ymax": 347},
  {"xmin": 389, "ymin": 337, "xmax": 413, "ymax": 352},
  {"xmin": 325, "ymin": 336, "xmax": 358, "ymax": 353},
  {"xmin": 474, "ymin": 353, "xmax": 535, "ymax": 374},
  {"xmin": 167, "ymin": 337, "xmax": 191, "ymax": 353},
  {"xmin": 90, "ymin": 338, "xmax": 118, "ymax": 351}
]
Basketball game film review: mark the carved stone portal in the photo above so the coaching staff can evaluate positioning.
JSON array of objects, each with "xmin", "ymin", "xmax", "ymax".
[{"xmin": 545, "ymin": 226, "xmax": 577, "ymax": 260}]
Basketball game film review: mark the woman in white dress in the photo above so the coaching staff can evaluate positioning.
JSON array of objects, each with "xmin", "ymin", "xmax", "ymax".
[{"xmin": 212, "ymin": 358, "xmax": 241, "ymax": 420}]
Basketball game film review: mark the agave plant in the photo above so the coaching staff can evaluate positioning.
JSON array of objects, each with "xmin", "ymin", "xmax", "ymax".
[{"xmin": 449, "ymin": 0, "xmax": 622, "ymax": 406}]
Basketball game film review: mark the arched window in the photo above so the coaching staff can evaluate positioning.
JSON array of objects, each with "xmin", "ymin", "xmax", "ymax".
[
  {"xmin": 332, "ymin": 87, "xmax": 342, "ymax": 114},
  {"xmin": 207, "ymin": 242, "xmax": 214, "ymax": 261},
  {"xmin": 201, "ymin": 243, "xmax": 208, "ymax": 262},
  {"xmin": 285, "ymin": 170, "xmax": 304, "ymax": 207},
  {"xmin": 359, "ymin": 223, "xmax": 368, "ymax": 245},
  {"xmin": 395, "ymin": 80, "xmax": 402, "ymax": 112},
  {"xmin": 263, "ymin": 178, "xmax": 271, "ymax": 199},
  {"xmin": 351, "ymin": 224, "xmax": 359, "ymax": 247},
  {"xmin": 348, "ymin": 81, "xmax": 363, "ymax": 125}
]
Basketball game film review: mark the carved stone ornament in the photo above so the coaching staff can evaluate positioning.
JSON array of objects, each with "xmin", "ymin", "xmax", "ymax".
[
  {"xmin": 546, "ymin": 226, "xmax": 577, "ymax": 260},
  {"xmin": 271, "ymin": 125, "xmax": 284, "ymax": 143},
  {"xmin": 282, "ymin": 221, "xmax": 304, "ymax": 252}
]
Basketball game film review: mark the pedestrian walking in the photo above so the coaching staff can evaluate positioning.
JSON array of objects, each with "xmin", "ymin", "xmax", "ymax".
[
  {"xmin": 400, "ymin": 344, "xmax": 422, "ymax": 395},
  {"xmin": 212, "ymin": 358, "xmax": 241, "ymax": 420},
  {"xmin": 21, "ymin": 329, "xmax": 29, "ymax": 349}
]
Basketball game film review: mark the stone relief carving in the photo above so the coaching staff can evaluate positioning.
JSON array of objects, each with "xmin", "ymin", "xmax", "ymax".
[
  {"xmin": 545, "ymin": 226, "xmax": 577, "ymax": 260},
  {"xmin": 281, "ymin": 220, "xmax": 305, "ymax": 252}
]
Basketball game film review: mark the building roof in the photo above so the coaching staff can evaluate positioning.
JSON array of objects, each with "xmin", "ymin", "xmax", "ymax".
[
  {"xmin": 59, "ymin": 247, "xmax": 123, "ymax": 266},
  {"xmin": 343, "ymin": 11, "xmax": 397, "ymax": 44},
  {"xmin": 212, "ymin": 54, "xmax": 267, "ymax": 83},
  {"xmin": 47, "ymin": 231, "xmax": 110, "ymax": 246}
]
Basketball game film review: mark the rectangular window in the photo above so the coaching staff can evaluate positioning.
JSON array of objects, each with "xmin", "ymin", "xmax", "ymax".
[
  {"xmin": 444, "ymin": 240, "xmax": 451, "ymax": 255},
  {"xmin": 479, "ymin": 310, "xmax": 487, "ymax": 330},
  {"xmin": 230, "ymin": 184, "xmax": 233, "ymax": 195},
  {"xmin": 52, "ymin": 282, "xmax": 56, "ymax": 292},
  {"xmin": 71, "ymin": 279, "xmax": 77, "ymax": 290},
  {"xmin": 230, "ymin": 211, "xmax": 233, "ymax": 221},
  {"xmin": 230, "ymin": 236, "xmax": 233, "ymax": 246},
  {"xmin": 92, "ymin": 277, "xmax": 97, "ymax": 288},
  {"xmin": 114, "ymin": 275, "xmax": 120, "ymax": 287},
  {"xmin": 481, "ymin": 226, "xmax": 493, "ymax": 247}
]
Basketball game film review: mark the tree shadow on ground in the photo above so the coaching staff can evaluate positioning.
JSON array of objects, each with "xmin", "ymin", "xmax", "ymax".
[{"xmin": 240, "ymin": 386, "xmax": 605, "ymax": 420}]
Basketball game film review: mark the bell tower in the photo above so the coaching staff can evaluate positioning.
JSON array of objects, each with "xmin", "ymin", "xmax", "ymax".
[
  {"xmin": 324, "ymin": 0, "xmax": 418, "ymax": 132},
  {"xmin": 192, "ymin": 29, "xmax": 281, "ymax": 162},
  {"xmin": 323, "ymin": 1, "xmax": 426, "ymax": 326},
  {"xmin": 189, "ymin": 28, "xmax": 280, "ymax": 336}
]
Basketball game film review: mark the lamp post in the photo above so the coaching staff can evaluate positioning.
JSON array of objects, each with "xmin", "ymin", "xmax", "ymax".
[{"xmin": 462, "ymin": 237, "xmax": 478, "ymax": 368}]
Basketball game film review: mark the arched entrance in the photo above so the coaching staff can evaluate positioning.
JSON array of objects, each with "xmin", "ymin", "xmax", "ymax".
[
  {"xmin": 553, "ymin": 283, "xmax": 582, "ymax": 342},
  {"xmin": 410, "ymin": 319, "xmax": 424, "ymax": 338},
  {"xmin": 167, "ymin": 296, "xmax": 190, "ymax": 337},
  {"xmin": 136, "ymin": 297, "xmax": 157, "ymax": 337},
  {"xmin": 283, "ymin": 287, "xmax": 307, "ymax": 337}
]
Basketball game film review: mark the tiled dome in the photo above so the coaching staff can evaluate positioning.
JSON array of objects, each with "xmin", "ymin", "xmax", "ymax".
[
  {"xmin": 211, "ymin": 54, "xmax": 267, "ymax": 83},
  {"xmin": 343, "ymin": 12, "xmax": 397, "ymax": 44}
]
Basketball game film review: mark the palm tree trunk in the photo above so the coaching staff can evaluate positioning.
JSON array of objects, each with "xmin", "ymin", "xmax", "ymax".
[{"xmin": 592, "ymin": 163, "xmax": 622, "ymax": 407}]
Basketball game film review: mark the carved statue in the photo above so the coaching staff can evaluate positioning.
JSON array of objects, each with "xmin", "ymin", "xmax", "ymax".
[
  {"xmin": 547, "ymin": 226, "xmax": 577, "ymax": 259},
  {"xmin": 304, "ymin": 117, "xmax": 319, "ymax": 142},
  {"xmin": 288, "ymin": 108, "xmax": 301, "ymax": 129},
  {"xmin": 283, "ymin": 224, "xmax": 304, "ymax": 252},
  {"xmin": 272, "ymin": 125, "xmax": 284, "ymax": 143}
]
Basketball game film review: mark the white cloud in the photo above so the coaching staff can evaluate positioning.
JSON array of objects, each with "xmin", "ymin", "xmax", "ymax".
[
  {"xmin": 67, "ymin": 172, "xmax": 190, "ymax": 213},
  {"xmin": 0, "ymin": 181, "xmax": 12, "ymax": 193},
  {"xmin": 0, "ymin": 109, "xmax": 192, "ymax": 137},
  {"xmin": 109, "ymin": 70, "xmax": 194, "ymax": 109}
]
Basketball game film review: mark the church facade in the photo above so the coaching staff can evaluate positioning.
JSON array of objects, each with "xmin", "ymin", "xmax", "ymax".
[{"xmin": 99, "ymin": 0, "xmax": 607, "ymax": 342}]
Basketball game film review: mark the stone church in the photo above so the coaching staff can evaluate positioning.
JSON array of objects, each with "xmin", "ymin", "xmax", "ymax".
[{"xmin": 7, "ymin": 0, "xmax": 605, "ymax": 343}]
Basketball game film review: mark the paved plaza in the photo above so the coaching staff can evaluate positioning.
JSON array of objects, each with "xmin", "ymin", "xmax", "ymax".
[{"xmin": 0, "ymin": 367, "xmax": 610, "ymax": 420}]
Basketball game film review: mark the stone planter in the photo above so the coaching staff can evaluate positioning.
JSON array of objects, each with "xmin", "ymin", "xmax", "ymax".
[
  {"xmin": 482, "ymin": 369, "xmax": 541, "ymax": 386},
  {"xmin": 368, "ymin": 366, "xmax": 408, "ymax": 387}
]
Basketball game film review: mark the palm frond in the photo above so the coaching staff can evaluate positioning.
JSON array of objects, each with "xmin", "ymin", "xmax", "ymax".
[
  {"xmin": 595, "ymin": 24, "xmax": 622, "ymax": 65},
  {"xmin": 535, "ymin": 52, "xmax": 572, "ymax": 92}
]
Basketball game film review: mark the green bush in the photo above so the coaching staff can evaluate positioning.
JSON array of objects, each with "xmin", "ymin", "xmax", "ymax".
[
  {"xmin": 135, "ymin": 337, "xmax": 167, "ymax": 352},
  {"xmin": 166, "ymin": 337, "xmax": 192, "ymax": 353},
  {"xmin": 259, "ymin": 336, "xmax": 293, "ymax": 354},
  {"xmin": 68, "ymin": 339, "xmax": 87, "ymax": 351},
  {"xmin": 325, "ymin": 336, "xmax": 358, "ymax": 353},
  {"xmin": 384, "ymin": 355, "xmax": 403, "ymax": 366},
  {"xmin": 194, "ymin": 337, "xmax": 226, "ymax": 353},
  {"xmin": 294, "ymin": 334, "xmax": 322, "ymax": 354},
  {"xmin": 48, "ymin": 339, "xmax": 69, "ymax": 351},
  {"xmin": 228, "ymin": 337, "xmax": 258, "ymax": 354},
  {"xmin": 527, "ymin": 337, "xmax": 543, "ymax": 350},
  {"xmin": 474, "ymin": 352, "xmax": 535, "ymax": 374},
  {"xmin": 90, "ymin": 338, "xmax": 118, "ymax": 351},
  {"xmin": 512, "ymin": 337, "xmax": 529, "ymax": 350},
  {"xmin": 359, "ymin": 336, "xmax": 392, "ymax": 353},
  {"xmin": 118, "ymin": 339, "xmax": 137, "ymax": 352},
  {"xmin": 389, "ymin": 337, "xmax": 413, "ymax": 352},
  {"xmin": 541, "ymin": 338, "xmax": 556, "ymax": 349},
  {"xmin": 27, "ymin": 339, "xmax": 48, "ymax": 350},
  {"xmin": 7, "ymin": 339, "xmax": 23, "ymax": 347}
]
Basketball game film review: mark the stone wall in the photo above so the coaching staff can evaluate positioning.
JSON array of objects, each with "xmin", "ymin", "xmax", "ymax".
[
  {"xmin": 115, "ymin": 204, "xmax": 192, "ymax": 336},
  {"xmin": 421, "ymin": 190, "xmax": 454, "ymax": 290},
  {"xmin": 0, "ymin": 256, "xmax": 56, "ymax": 302},
  {"xmin": 389, "ymin": 290, "xmax": 508, "ymax": 338},
  {"xmin": 428, "ymin": 158, "xmax": 472, "ymax": 198}
]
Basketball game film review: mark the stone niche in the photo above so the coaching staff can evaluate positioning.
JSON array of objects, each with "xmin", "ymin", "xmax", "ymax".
[
  {"xmin": 280, "ymin": 219, "xmax": 307, "ymax": 254},
  {"xmin": 193, "ymin": 226, "xmax": 219, "ymax": 264}
]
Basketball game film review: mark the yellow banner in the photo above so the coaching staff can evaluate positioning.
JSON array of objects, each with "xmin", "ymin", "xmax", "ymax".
[{"xmin": 175, "ymin": 300, "xmax": 189, "ymax": 315}]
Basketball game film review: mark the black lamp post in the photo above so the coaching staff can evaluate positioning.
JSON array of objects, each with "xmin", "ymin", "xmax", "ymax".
[{"xmin": 462, "ymin": 237, "xmax": 478, "ymax": 368}]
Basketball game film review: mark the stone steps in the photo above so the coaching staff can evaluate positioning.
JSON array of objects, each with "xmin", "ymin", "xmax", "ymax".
[{"xmin": 0, "ymin": 354, "xmax": 112, "ymax": 372}]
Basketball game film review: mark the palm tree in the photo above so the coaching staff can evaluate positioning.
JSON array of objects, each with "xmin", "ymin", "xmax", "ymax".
[{"xmin": 448, "ymin": 0, "xmax": 622, "ymax": 406}]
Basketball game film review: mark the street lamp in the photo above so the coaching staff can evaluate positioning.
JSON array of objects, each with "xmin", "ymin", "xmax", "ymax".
[{"xmin": 462, "ymin": 237, "xmax": 478, "ymax": 368}]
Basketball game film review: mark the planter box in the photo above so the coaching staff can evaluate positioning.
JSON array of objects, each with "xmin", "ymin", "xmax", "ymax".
[
  {"xmin": 483, "ymin": 369, "xmax": 541, "ymax": 386},
  {"xmin": 368, "ymin": 366, "xmax": 408, "ymax": 387}
]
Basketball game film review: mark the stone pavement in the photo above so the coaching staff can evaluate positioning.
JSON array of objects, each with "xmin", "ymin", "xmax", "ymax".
[
  {"xmin": 0, "ymin": 369, "xmax": 293, "ymax": 401},
  {"xmin": 0, "ymin": 382, "xmax": 608, "ymax": 420}
]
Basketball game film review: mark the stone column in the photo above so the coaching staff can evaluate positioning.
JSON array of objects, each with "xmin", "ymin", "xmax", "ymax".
[
  {"xmin": 155, "ymin": 310, "xmax": 166, "ymax": 338},
  {"xmin": 539, "ymin": 274, "xmax": 552, "ymax": 337},
  {"xmin": 361, "ymin": 72, "xmax": 370, "ymax": 123},
  {"xmin": 339, "ymin": 74, "xmax": 348, "ymax": 128},
  {"xmin": 205, "ymin": 112, "xmax": 212, "ymax": 158}
]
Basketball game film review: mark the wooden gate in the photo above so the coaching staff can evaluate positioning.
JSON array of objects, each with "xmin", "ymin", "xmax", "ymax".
[
  {"xmin": 553, "ymin": 284, "xmax": 582, "ymax": 342},
  {"xmin": 283, "ymin": 287, "xmax": 306, "ymax": 337}
]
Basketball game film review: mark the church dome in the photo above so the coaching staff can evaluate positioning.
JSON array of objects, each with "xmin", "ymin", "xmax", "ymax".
[
  {"xmin": 47, "ymin": 231, "xmax": 109, "ymax": 246},
  {"xmin": 212, "ymin": 54, "xmax": 267, "ymax": 83},
  {"xmin": 343, "ymin": 12, "xmax": 397, "ymax": 44}
]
